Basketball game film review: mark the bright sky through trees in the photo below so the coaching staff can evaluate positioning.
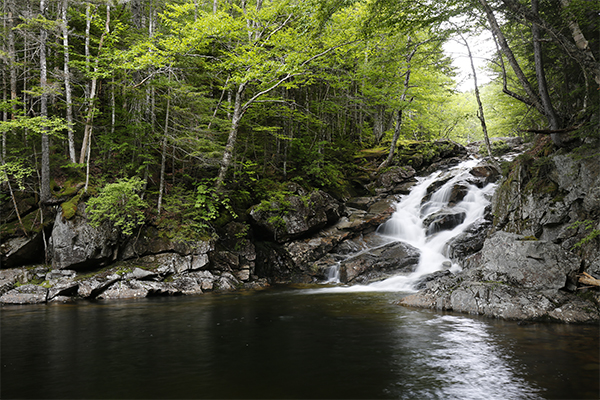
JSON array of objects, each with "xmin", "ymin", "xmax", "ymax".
[{"xmin": 444, "ymin": 30, "xmax": 495, "ymax": 91}]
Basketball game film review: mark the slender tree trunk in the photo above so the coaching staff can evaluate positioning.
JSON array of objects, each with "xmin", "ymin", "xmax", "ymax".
[
  {"xmin": 531, "ymin": 0, "xmax": 562, "ymax": 146},
  {"xmin": 216, "ymin": 82, "xmax": 247, "ymax": 187},
  {"xmin": 157, "ymin": 93, "xmax": 170, "ymax": 215},
  {"xmin": 39, "ymin": 0, "xmax": 51, "ymax": 204},
  {"xmin": 7, "ymin": 0, "xmax": 17, "ymax": 120},
  {"xmin": 83, "ymin": 4, "xmax": 110, "ymax": 190},
  {"xmin": 62, "ymin": 0, "xmax": 76, "ymax": 163},
  {"xmin": 379, "ymin": 38, "xmax": 418, "ymax": 170},
  {"xmin": 462, "ymin": 34, "xmax": 498, "ymax": 167},
  {"xmin": 79, "ymin": 3, "xmax": 93, "ymax": 164},
  {"xmin": 2, "ymin": 0, "xmax": 7, "ymax": 164}
]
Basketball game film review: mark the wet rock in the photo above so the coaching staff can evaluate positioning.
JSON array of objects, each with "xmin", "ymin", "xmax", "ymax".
[
  {"xmin": 469, "ymin": 164, "xmax": 501, "ymax": 185},
  {"xmin": 98, "ymin": 280, "xmax": 169, "ymax": 299},
  {"xmin": 0, "ymin": 267, "xmax": 29, "ymax": 296},
  {"xmin": 77, "ymin": 274, "xmax": 121, "ymax": 298},
  {"xmin": 345, "ymin": 197, "xmax": 373, "ymax": 211},
  {"xmin": 444, "ymin": 218, "xmax": 492, "ymax": 262},
  {"xmin": 0, "ymin": 284, "xmax": 48, "ymax": 304},
  {"xmin": 214, "ymin": 272, "xmax": 241, "ymax": 291},
  {"xmin": 174, "ymin": 273, "xmax": 210, "ymax": 293},
  {"xmin": 423, "ymin": 209, "xmax": 466, "ymax": 235},
  {"xmin": 339, "ymin": 241, "xmax": 420, "ymax": 284},
  {"xmin": 377, "ymin": 166, "xmax": 416, "ymax": 191},
  {"xmin": 123, "ymin": 267, "xmax": 157, "ymax": 281},
  {"xmin": 120, "ymin": 227, "xmax": 214, "ymax": 260},
  {"xmin": 400, "ymin": 231, "xmax": 598, "ymax": 323},
  {"xmin": 447, "ymin": 184, "xmax": 470, "ymax": 206},
  {"xmin": 47, "ymin": 278, "xmax": 79, "ymax": 301}
]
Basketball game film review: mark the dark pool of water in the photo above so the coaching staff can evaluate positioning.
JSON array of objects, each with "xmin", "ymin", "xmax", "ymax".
[{"xmin": 1, "ymin": 287, "xmax": 599, "ymax": 399}]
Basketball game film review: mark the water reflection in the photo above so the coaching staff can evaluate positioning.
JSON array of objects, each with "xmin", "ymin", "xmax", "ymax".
[
  {"xmin": 1, "ymin": 290, "xmax": 598, "ymax": 399},
  {"xmin": 391, "ymin": 314, "xmax": 543, "ymax": 399}
]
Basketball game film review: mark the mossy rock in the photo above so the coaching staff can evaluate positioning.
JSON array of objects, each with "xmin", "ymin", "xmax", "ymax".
[{"xmin": 61, "ymin": 193, "xmax": 83, "ymax": 220}]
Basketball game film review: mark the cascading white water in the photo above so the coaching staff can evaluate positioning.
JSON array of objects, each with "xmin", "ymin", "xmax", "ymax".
[{"xmin": 321, "ymin": 158, "xmax": 496, "ymax": 293}]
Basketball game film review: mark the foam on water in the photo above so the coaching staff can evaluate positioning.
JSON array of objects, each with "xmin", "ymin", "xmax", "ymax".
[{"xmin": 318, "ymin": 158, "xmax": 496, "ymax": 293}]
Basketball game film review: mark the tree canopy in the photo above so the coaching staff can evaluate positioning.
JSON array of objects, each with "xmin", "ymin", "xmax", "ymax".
[{"xmin": 1, "ymin": 0, "xmax": 597, "ymax": 237}]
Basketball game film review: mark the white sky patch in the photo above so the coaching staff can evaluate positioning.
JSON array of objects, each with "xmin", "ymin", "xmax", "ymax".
[{"xmin": 444, "ymin": 30, "xmax": 496, "ymax": 92}]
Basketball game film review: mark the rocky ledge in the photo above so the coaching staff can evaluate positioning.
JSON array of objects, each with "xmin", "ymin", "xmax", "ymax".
[
  {"xmin": 401, "ymin": 139, "xmax": 600, "ymax": 323},
  {"xmin": 401, "ymin": 231, "xmax": 598, "ymax": 323}
]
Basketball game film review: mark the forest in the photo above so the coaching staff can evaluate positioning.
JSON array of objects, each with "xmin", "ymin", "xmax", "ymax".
[{"xmin": 1, "ymin": 0, "xmax": 598, "ymax": 244}]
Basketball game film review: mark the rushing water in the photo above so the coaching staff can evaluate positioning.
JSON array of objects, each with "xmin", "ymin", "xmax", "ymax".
[
  {"xmin": 2, "ymin": 290, "xmax": 598, "ymax": 399},
  {"xmin": 323, "ymin": 158, "xmax": 496, "ymax": 292}
]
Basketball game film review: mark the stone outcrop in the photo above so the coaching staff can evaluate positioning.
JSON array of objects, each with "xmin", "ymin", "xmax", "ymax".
[
  {"xmin": 401, "ymin": 143, "xmax": 600, "ymax": 323},
  {"xmin": 400, "ymin": 233, "xmax": 595, "ymax": 323}
]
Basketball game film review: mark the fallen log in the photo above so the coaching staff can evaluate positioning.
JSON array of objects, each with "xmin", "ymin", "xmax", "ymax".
[{"xmin": 578, "ymin": 272, "xmax": 600, "ymax": 287}]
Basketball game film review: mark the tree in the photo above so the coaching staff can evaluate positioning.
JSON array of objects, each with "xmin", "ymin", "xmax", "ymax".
[{"xmin": 39, "ymin": 0, "xmax": 51, "ymax": 204}]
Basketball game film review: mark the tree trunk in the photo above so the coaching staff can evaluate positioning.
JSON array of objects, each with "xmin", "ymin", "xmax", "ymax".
[
  {"xmin": 40, "ymin": 0, "xmax": 51, "ymax": 204},
  {"xmin": 379, "ymin": 38, "xmax": 419, "ymax": 170},
  {"xmin": 463, "ymin": 34, "xmax": 498, "ymax": 167},
  {"xmin": 62, "ymin": 0, "xmax": 77, "ymax": 163},
  {"xmin": 478, "ymin": 0, "xmax": 545, "ymax": 116},
  {"xmin": 83, "ymin": 4, "xmax": 110, "ymax": 191},
  {"xmin": 216, "ymin": 82, "xmax": 247, "ymax": 187},
  {"xmin": 531, "ymin": 0, "xmax": 562, "ymax": 146},
  {"xmin": 501, "ymin": 0, "xmax": 600, "ymax": 88},
  {"xmin": 79, "ymin": 3, "xmax": 93, "ymax": 164},
  {"xmin": 157, "ymin": 89, "xmax": 170, "ymax": 215},
  {"xmin": 7, "ymin": 0, "xmax": 17, "ymax": 120}
]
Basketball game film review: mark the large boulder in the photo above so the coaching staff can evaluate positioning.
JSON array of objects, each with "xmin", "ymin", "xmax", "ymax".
[
  {"xmin": 492, "ymin": 147, "xmax": 600, "ymax": 275},
  {"xmin": 50, "ymin": 203, "xmax": 120, "ymax": 270},
  {"xmin": 249, "ymin": 189, "xmax": 344, "ymax": 243}
]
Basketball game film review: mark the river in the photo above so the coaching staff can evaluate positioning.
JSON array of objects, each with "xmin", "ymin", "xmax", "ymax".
[{"xmin": 1, "ymin": 288, "xmax": 598, "ymax": 399}]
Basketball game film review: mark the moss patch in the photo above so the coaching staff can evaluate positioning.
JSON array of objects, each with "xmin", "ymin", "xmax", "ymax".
[{"xmin": 61, "ymin": 193, "xmax": 83, "ymax": 220}]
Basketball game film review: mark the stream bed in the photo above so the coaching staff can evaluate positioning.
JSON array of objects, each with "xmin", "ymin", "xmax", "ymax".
[{"xmin": 2, "ymin": 288, "xmax": 598, "ymax": 399}]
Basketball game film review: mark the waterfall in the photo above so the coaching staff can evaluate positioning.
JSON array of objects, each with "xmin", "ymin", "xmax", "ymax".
[{"xmin": 322, "ymin": 158, "xmax": 496, "ymax": 292}]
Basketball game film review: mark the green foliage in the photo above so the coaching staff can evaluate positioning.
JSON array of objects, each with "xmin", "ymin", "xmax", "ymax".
[
  {"xmin": 569, "ymin": 220, "xmax": 600, "ymax": 250},
  {"xmin": 0, "ymin": 115, "xmax": 68, "ymax": 139},
  {"xmin": 86, "ymin": 177, "xmax": 148, "ymax": 236},
  {"xmin": 195, "ymin": 179, "xmax": 238, "ymax": 225},
  {"xmin": 0, "ymin": 161, "xmax": 35, "ymax": 191},
  {"xmin": 157, "ymin": 186, "xmax": 212, "ymax": 242}
]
